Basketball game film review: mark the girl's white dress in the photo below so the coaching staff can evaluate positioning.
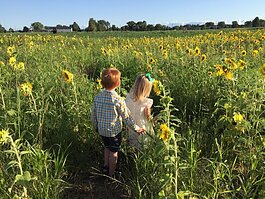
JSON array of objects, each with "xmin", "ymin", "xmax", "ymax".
[{"xmin": 125, "ymin": 93, "xmax": 153, "ymax": 148}]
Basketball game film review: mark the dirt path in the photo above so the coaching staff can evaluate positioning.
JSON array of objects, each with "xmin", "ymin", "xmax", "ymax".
[{"xmin": 61, "ymin": 170, "xmax": 132, "ymax": 199}]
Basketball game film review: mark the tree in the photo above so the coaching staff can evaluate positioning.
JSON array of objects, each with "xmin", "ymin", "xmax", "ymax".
[
  {"xmin": 205, "ymin": 22, "xmax": 215, "ymax": 28},
  {"xmin": 127, "ymin": 21, "xmax": 136, "ymax": 31},
  {"xmin": 9, "ymin": 28, "xmax": 14, "ymax": 32},
  {"xmin": 147, "ymin": 24, "xmax": 155, "ymax": 31},
  {"xmin": 260, "ymin": 19, "xmax": 265, "ymax": 27},
  {"xmin": 232, "ymin": 21, "xmax": 239, "ymax": 28},
  {"xmin": 136, "ymin": 21, "xmax": 147, "ymax": 31},
  {"xmin": 88, "ymin": 18, "xmax": 97, "ymax": 31},
  {"xmin": 0, "ymin": 25, "xmax": 6, "ymax": 33},
  {"xmin": 97, "ymin": 20, "xmax": 110, "ymax": 31},
  {"xmin": 252, "ymin": 17, "xmax": 260, "ymax": 27},
  {"xmin": 217, "ymin": 21, "xmax": 226, "ymax": 29},
  {"xmin": 23, "ymin": 26, "xmax": 30, "ymax": 32},
  {"xmin": 244, "ymin": 21, "xmax": 252, "ymax": 27},
  {"xmin": 71, "ymin": 22, "xmax": 80, "ymax": 31},
  {"xmin": 31, "ymin": 22, "xmax": 44, "ymax": 31}
]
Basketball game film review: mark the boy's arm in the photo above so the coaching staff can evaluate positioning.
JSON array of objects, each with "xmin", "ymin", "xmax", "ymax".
[{"xmin": 116, "ymin": 98, "xmax": 144, "ymax": 134}]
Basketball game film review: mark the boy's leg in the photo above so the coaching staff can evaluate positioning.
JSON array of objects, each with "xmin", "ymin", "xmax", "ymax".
[
  {"xmin": 108, "ymin": 151, "xmax": 118, "ymax": 176},
  {"xmin": 108, "ymin": 133, "xmax": 122, "ymax": 177},
  {"xmin": 104, "ymin": 147, "xmax": 110, "ymax": 167},
  {"xmin": 103, "ymin": 147, "xmax": 110, "ymax": 174}
]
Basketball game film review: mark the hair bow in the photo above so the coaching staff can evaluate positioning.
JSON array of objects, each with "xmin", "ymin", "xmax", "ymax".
[{"xmin": 145, "ymin": 73, "xmax": 154, "ymax": 83}]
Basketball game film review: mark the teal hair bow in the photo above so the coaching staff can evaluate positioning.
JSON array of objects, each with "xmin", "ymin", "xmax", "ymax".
[{"xmin": 145, "ymin": 73, "xmax": 154, "ymax": 83}]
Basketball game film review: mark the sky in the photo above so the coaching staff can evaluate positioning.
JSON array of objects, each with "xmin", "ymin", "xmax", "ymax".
[{"xmin": 1, "ymin": 0, "xmax": 265, "ymax": 30}]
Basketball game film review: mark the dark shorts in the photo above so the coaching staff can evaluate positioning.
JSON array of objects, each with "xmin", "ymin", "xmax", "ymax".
[{"xmin": 100, "ymin": 133, "xmax": 122, "ymax": 152}]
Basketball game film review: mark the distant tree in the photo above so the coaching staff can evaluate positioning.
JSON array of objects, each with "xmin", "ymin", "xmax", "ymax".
[
  {"xmin": 252, "ymin": 17, "xmax": 260, "ymax": 27},
  {"xmin": 71, "ymin": 22, "xmax": 80, "ymax": 31},
  {"xmin": 154, "ymin": 24, "xmax": 166, "ymax": 30},
  {"xmin": 147, "ymin": 24, "xmax": 155, "ymax": 31},
  {"xmin": 110, "ymin": 25, "xmax": 119, "ymax": 31},
  {"xmin": 88, "ymin": 18, "xmax": 97, "ymax": 31},
  {"xmin": 120, "ymin": 25, "xmax": 128, "ymax": 31},
  {"xmin": 205, "ymin": 22, "xmax": 215, "ymax": 28},
  {"xmin": 23, "ymin": 26, "xmax": 30, "ymax": 32},
  {"xmin": 232, "ymin": 21, "xmax": 239, "ymax": 28},
  {"xmin": 260, "ymin": 19, "xmax": 265, "ymax": 27},
  {"xmin": 97, "ymin": 20, "xmax": 110, "ymax": 31},
  {"xmin": 244, "ymin": 21, "xmax": 252, "ymax": 27},
  {"xmin": 136, "ymin": 21, "xmax": 147, "ymax": 31},
  {"xmin": 0, "ymin": 25, "xmax": 6, "ymax": 33},
  {"xmin": 8, "ymin": 28, "xmax": 14, "ymax": 32},
  {"xmin": 31, "ymin": 22, "xmax": 44, "ymax": 31},
  {"xmin": 127, "ymin": 21, "xmax": 136, "ymax": 31},
  {"xmin": 217, "ymin": 21, "xmax": 226, "ymax": 29}
]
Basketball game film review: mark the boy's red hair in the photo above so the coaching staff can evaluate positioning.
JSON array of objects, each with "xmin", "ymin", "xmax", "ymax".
[{"xmin": 101, "ymin": 68, "xmax": 121, "ymax": 89}]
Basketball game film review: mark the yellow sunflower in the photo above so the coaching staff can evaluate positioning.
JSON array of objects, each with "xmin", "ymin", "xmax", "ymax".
[
  {"xmin": 20, "ymin": 82, "xmax": 33, "ymax": 96},
  {"xmin": 153, "ymin": 80, "xmax": 161, "ymax": 95},
  {"xmin": 159, "ymin": 123, "xmax": 171, "ymax": 142},
  {"xmin": 62, "ymin": 69, "xmax": 74, "ymax": 84},
  {"xmin": 0, "ymin": 129, "xmax": 9, "ymax": 145},
  {"xmin": 233, "ymin": 112, "xmax": 244, "ymax": 124}
]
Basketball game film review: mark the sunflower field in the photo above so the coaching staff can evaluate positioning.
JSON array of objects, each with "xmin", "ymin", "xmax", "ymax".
[{"xmin": 0, "ymin": 29, "xmax": 265, "ymax": 198}]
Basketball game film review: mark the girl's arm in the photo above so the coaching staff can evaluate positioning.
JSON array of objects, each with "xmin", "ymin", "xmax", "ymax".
[{"xmin": 144, "ymin": 106, "xmax": 151, "ymax": 120}]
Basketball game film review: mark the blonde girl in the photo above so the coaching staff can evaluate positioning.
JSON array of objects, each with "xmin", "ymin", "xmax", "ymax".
[{"xmin": 125, "ymin": 73, "xmax": 154, "ymax": 148}]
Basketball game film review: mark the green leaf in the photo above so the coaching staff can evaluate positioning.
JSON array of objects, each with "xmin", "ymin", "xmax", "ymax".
[
  {"xmin": 7, "ymin": 109, "xmax": 16, "ymax": 117},
  {"xmin": 15, "ymin": 171, "xmax": 32, "ymax": 185}
]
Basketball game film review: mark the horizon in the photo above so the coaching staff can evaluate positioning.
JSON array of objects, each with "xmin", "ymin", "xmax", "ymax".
[{"xmin": 1, "ymin": 0, "xmax": 265, "ymax": 30}]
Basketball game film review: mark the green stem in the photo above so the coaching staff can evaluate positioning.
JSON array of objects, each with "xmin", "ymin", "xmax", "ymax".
[{"xmin": 10, "ymin": 137, "xmax": 28, "ymax": 198}]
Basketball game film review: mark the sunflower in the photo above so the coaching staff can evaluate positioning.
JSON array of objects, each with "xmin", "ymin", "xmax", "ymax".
[
  {"xmin": 9, "ymin": 56, "xmax": 16, "ymax": 66},
  {"xmin": 194, "ymin": 47, "xmax": 200, "ymax": 56},
  {"xmin": 259, "ymin": 64, "xmax": 265, "ymax": 77},
  {"xmin": 238, "ymin": 60, "xmax": 246, "ymax": 70},
  {"xmin": 224, "ymin": 70, "xmax": 233, "ymax": 80},
  {"xmin": 20, "ymin": 82, "xmax": 33, "ymax": 96},
  {"xmin": 252, "ymin": 50, "xmax": 259, "ymax": 57},
  {"xmin": 16, "ymin": 62, "xmax": 25, "ymax": 70},
  {"xmin": 201, "ymin": 54, "xmax": 207, "ymax": 62},
  {"xmin": 96, "ymin": 78, "xmax": 102, "ymax": 90},
  {"xmin": 153, "ymin": 80, "xmax": 161, "ymax": 95},
  {"xmin": 241, "ymin": 50, "xmax": 247, "ymax": 56},
  {"xmin": 7, "ymin": 46, "xmax": 15, "ymax": 57},
  {"xmin": 159, "ymin": 123, "xmax": 171, "ymax": 142},
  {"xmin": 233, "ymin": 112, "xmax": 244, "ymax": 124},
  {"xmin": 62, "ymin": 69, "xmax": 74, "ymax": 84},
  {"xmin": 0, "ymin": 129, "xmax": 9, "ymax": 145},
  {"xmin": 186, "ymin": 48, "xmax": 192, "ymax": 56},
  {"xmin": 215, "ymin": 64, "xmax": 224, "ymax": 76},
  {"xmin": 149, "ymin": 57, "xmax": 156, "ymax": 64}
]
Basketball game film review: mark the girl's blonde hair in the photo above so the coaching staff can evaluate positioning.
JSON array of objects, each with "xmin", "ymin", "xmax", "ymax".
[{"xmin": 130, "ymin": 74, "xmax": 152, "ymax": 101}]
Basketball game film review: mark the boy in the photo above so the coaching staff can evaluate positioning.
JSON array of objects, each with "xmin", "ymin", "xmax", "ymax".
[{"xmin": 91, "ymin": 68, "xmax": 144, "ymax": 177}]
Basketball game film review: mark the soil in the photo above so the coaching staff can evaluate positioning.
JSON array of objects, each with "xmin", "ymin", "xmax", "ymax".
[{"xmin": 61, "ymin": 170, "xmax": 133, "ymax": 199}]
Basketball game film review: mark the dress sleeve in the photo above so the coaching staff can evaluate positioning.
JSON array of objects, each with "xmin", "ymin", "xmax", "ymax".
[
  {"xmin": 116, "ymin": 97, "xmax": 139, "ymax": 131},
  {"xmin": 145, "ymin": 98, "xmax": 153, "ymax": 108}
]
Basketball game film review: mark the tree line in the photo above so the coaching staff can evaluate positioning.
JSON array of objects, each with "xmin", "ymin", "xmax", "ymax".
[{"xmin": 0, "ymin": 16, "xmax": 264, "ymax": 33}]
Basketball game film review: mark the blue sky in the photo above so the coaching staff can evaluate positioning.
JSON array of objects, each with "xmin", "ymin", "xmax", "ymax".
[{"xmin": 1, "ymin": 0, "xmax": 265, "ymax": 30}]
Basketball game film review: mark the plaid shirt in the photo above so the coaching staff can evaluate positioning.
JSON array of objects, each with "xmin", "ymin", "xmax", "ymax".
[{"xmin": 91, "ymin": 89, "xmax": 138, "ymax": 137}]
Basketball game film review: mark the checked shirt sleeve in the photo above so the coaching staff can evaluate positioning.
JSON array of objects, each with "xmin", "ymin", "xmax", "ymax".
[{"xmin": 116, "ymin": 97, "xmax": 139, "ymax": 131}]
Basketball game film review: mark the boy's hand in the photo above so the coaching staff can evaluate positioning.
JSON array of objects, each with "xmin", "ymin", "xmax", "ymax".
[{"xmin": 136, "ymin": 128, "xmax": 145, "ymax": 135}]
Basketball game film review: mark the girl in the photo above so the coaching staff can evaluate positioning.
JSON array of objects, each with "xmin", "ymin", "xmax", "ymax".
[{"xmin": 125, "ymin": 73, "xmax": 154, "ymax": 149}]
